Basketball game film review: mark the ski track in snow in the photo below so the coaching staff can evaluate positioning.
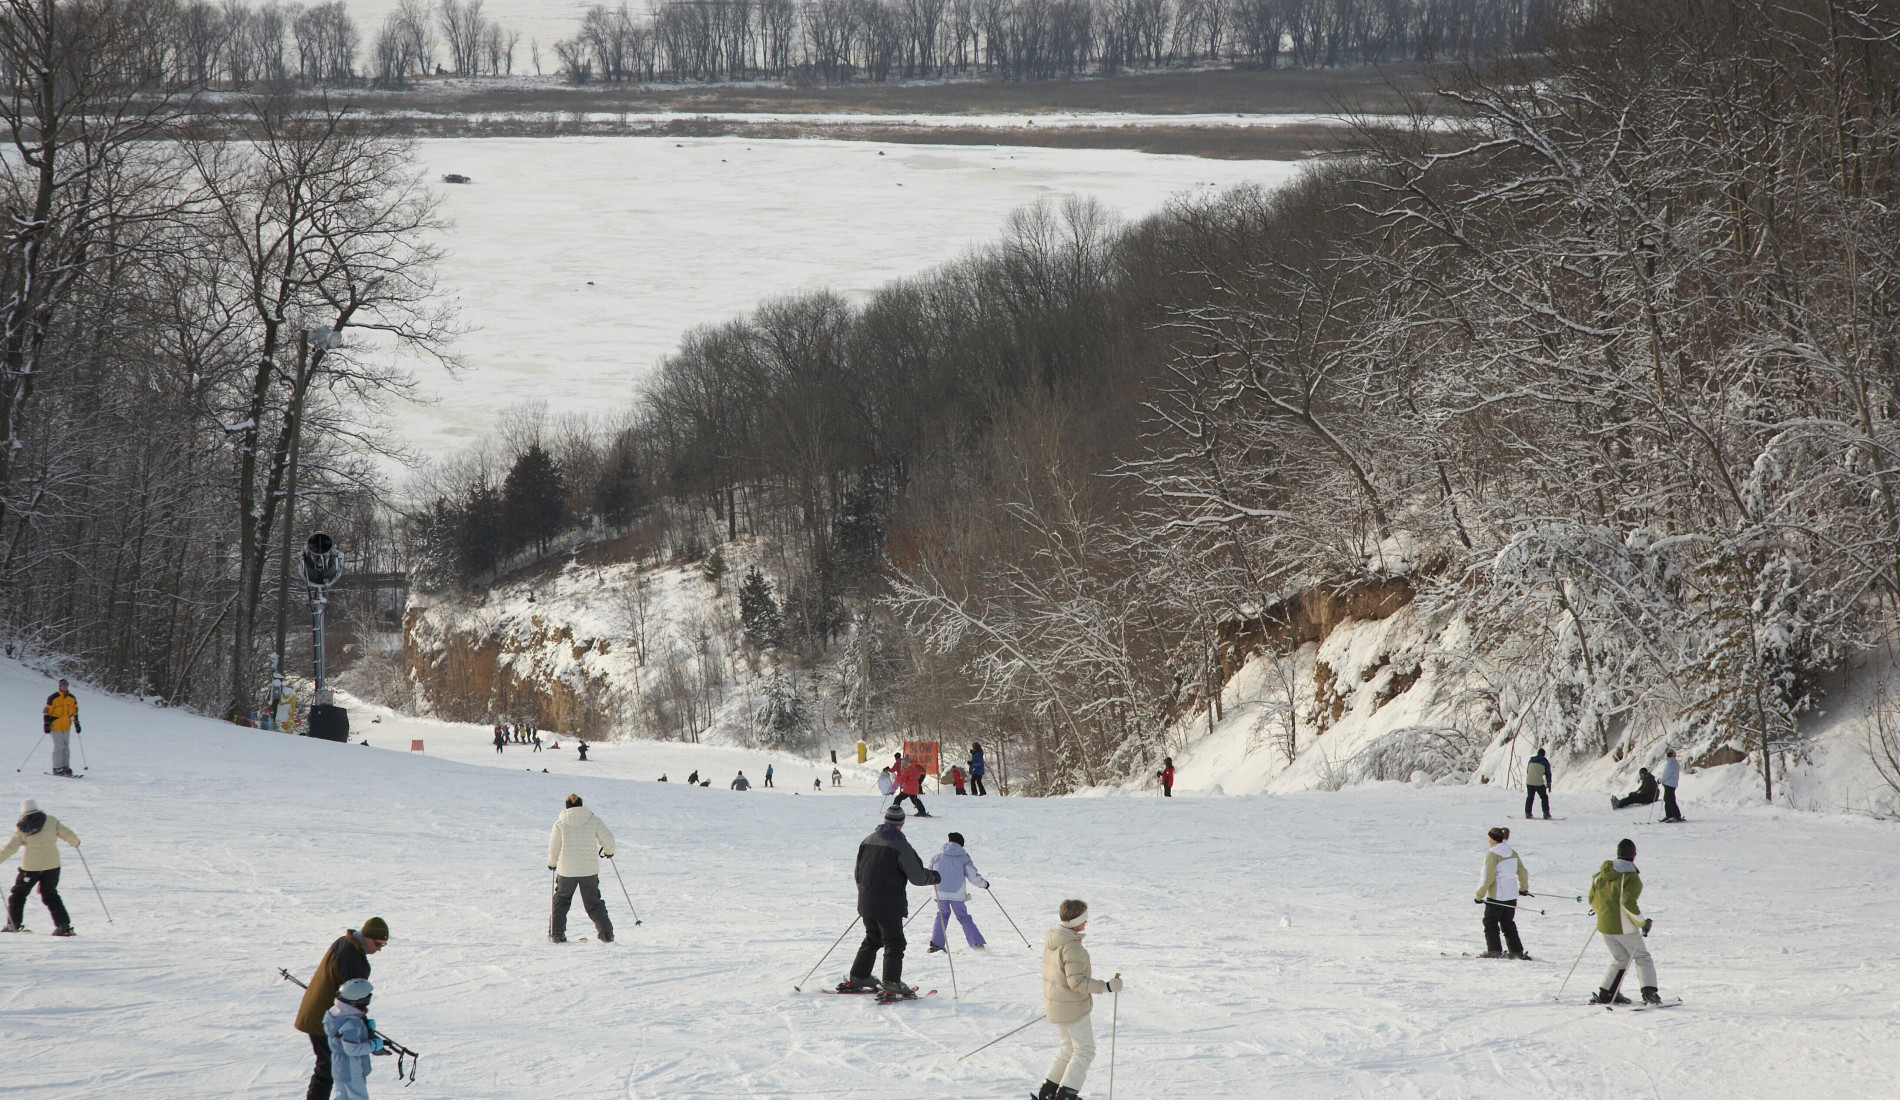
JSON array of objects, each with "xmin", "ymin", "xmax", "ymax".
[{"xmin": 1, "ymin": 658, "xmax": 1896, "ymax": 1098}]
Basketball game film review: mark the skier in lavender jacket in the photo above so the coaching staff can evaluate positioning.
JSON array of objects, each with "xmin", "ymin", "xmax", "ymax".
[{"xmin": 927, "ymin": 832, "xmax": 989, "ymax": 952}]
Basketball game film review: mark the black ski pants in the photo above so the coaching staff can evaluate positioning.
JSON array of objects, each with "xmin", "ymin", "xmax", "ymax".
[
  {"xmin": 1482, "ymin": 898, "xmax": 1525, "ymax": 956},
  {"xmin": 850, "ymin": 908, "xmax": 907, "ymax": 984},
  {"xmin": 551, "ymin": 874, "xmax": 614, "ymax": 941},
  {"xmin": 970, "ymin": 774, "xmax": 986, "ymax": 796},
  {"xmin": 1663, "ymin": 784, "xmax": 1681, "ymax": 820},
  {"xmin": 1612, "ymin": 791, "xmax": 1657, "ymax": 809},
  {"xmin": 1525, "ymin": 784, "xmax": 1550, "ymax": 818},
  {"xmin": 7, "ymin": 867, "xmax": 71, "ymax": 929},
  {"xmin": 305, "ymin": 1031, "xmax": 333, "ymax": 1100},
  {"xmin": 891, "ymin": 793, "xmax": 927, "ymax": 815}
]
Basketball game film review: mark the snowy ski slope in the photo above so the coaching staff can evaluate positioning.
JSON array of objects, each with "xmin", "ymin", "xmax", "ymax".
[
  {"xmin": 382, "ymin": 137, "xmax": 1295, "ymax": 463},
  {"xmin": 1, "ymin": 656, "xmax": 1895, "ymax": 1098}
]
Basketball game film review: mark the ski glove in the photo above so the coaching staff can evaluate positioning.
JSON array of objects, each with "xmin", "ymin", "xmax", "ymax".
[
  {"xmin": 371, "ymin": 1037, "xmax": 386, "ymax": 1053},
  {"xmin": 1106, "ymin": 976, "xmax": 1123, "ymax": 993},
  {"xmin": 1642, "ymin": 919, "xmax": 1653, "ymax": 937}
]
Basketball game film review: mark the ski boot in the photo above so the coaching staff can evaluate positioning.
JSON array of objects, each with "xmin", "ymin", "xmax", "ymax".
[
  {"xmin": 1055, "ymin": 1088, "xmax": 1083, "ymax": 1100},
  {"xmin": 926, "ymin": 943, "xmax": 945, "ymax": 953},
  {"xmin": 1589, "ymin": 988, "xmax": 1631, "ymax": 1005},
  {"xmin": 1508, "ymin": 950, "xmax": 1534, "ymax": 961},
  {"xmin": 1475, "ymin": 950, "xmax": 1504, "ymax": 959},
  {"xmin": 875, "ymin": 980, "xmax": 919, "ymax": 1004},
  {"xmin": 2, "ymin": 921, "xmax": 20, "ymax": 933},
  {"xmin": 51, "ymin": 926, "xmax": 74, "ymax": 937},
  {"xmin": 549, "ymin": 934, "xmax": 568, "ymax": 943},
  {"xmin": 1641, "ymin": 986, "xmax": 1662, "ymax": 1006},
  {"xmin": 1031, "ymin": 1081, "xmax": 1059, "ymax": 1100},
  {"xmin": 833, "ymin": 976, "xmax": 880, "ymax": 995}
]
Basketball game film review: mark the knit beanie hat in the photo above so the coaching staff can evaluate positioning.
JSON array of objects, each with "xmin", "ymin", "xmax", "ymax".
[
  {"xmin": 19, "ymin": 799, "xmax": 37, "ymax": 816},
  {"xmin": 361, "ymin": 916, "xmax": 390, "ymax": 940},
  {"xmin": 948, "ymin": 832, "xmax": 965, "ymax": 846},
  {"xmin": 883, "ymin": 804, "xmax": 906, "ymax": 824},
  {"xmin": 1616, "ymin": 839, "xmax": 1636, "ymax": 861}
]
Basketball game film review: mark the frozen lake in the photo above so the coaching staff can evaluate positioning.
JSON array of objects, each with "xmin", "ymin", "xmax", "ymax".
[{"xmin": 383, "ymin": 136, "xmax": 1298, "ymax": 464}]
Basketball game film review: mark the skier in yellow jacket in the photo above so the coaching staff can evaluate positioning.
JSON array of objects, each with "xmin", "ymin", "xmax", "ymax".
[
  {"xmin": 1035, "ymin": 899, "xmax": 1122, "ymax": 1100},
  {"xmin": 2, "ymin": 798, "xmax": 81, "ymax": 935},
  {"xmin": 42, "ymin": 678, "xmax": 79, "ymax": 776},
  {"xmin": 1589, "ymin": 838, "xmax": 1663, "ymax": 1005}
]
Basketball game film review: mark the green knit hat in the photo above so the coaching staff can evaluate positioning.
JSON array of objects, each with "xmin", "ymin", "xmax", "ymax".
[{"xmin": 361, "ymin": 916, "xmax": 390, "ymax": 940}]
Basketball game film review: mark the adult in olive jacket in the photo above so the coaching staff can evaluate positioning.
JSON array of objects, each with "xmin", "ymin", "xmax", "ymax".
[
  {"xmin": 841, "ymin": 804, "xmax": 939, "ymax": 992},
  {"xmin": 295, "ymin": 917, "xmax": 389, "ymax": 1100}
]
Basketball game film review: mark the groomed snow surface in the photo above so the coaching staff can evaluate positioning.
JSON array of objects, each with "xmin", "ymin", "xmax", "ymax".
[
  {"xmin": 388, "ymin": 137, "xmax": 1295, "ymax": 463},
  {"xmin": 3, "ymin": 657, "xmax": 1896, "ymax": 1099}
]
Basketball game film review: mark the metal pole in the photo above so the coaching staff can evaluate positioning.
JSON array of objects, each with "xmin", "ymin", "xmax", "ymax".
[
  {"xmin": 1108, "ymin": 985, "xmax": 1119, "ymax": 1100},
  {"xmin": 74, "ymin": 729, "xmax": 88, "ymax": 771},
  {"xmin": 793, "ymin": 914, "xmax": 861, "ymax": 991},
  {"xmin": 310, "ymin": 587, "xmax": 328, "ymax": 694},
  {"xmin": 944, "ymin": 928, "xmax": 957, "ymax": 1000},
  {"xmin": 607, "ymin": 857, "xmax": 643, "ymax": 925},
  {"xmin": 986, "ymin": 886, "xmax": 1033, "ymax": 949},
  {"xmin": 76, "ymin": 846, "xmax": 112, "ymax": 924},
  {"xmin": 273, "ymin": 330, "xmax": 311, "ymax": 673},
  {"xmin": 1555, "ymin": 929, "xmax": 1597, "ymax": 1002},
  {"xmin": 959, "ymin": 1015, "xmax": 1045, "ymax": 1061},
  {"xmin": 14, "ymin": 733, "xmax": 46, "ymax": 772}
]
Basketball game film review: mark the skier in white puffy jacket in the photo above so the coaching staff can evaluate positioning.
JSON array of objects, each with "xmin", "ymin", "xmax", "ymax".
[
  {"xmin": 547, "ymin": 794, "xmax": 616, "ymax": 943},
  {"xmin": 926, "ymin": 832, "xmax": 988, "ymax": 953}
]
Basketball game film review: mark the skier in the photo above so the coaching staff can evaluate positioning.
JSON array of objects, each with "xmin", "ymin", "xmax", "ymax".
[
  {"xmin": 839, "ymin": 803, "xmax": 940, "ymax": 1001},
  {"xmin": 533, "ymin": 733, "xmax": 542, "ymax": 753},
  {"xmin": 1525, "ymin": 747, "xmax": 1553, "ymax": 819},
  {"xmin": 947, "ymin": 764, "xmax": 966, "ymax": 794},
  {"xmin": 1159, "ymin": 757, "xmax": 1175, "ymax": 797},
  {"xmin": 493, "ymin": 726, "xmax": 506, "ymax": 754},
  {"xmin": 765, "ymin": 764, "xmax": 774, "ymax": 788},
  {"xmin": 877, "ymin": 767, "xmax": 896, "ymax": 797},
  {"xmin": 1588, "ymin": 838, "xmax": 1663, "ymax": 1005},
  {"xmin": 832, "ymin": 767, "xmax": 843, "ymax": 787},
  {"xmin": 687, "ymin": 770, "xmax": 699, "ymax": 786},
  {"xmin": 890, "ymin": 758, "xmax": 929, "ymax": 816},
  {"xmin": 547, "ymin": 794, "xmax": 615, "ymax": 943},
  {"xmin": 577, "ymin": 741, "xmax": 589, "ymax": 761},
  {"xmin": 658, "ymin": 773, "xmax": 669, "ymax": 782},
  {"xmin": 926, "ymin": 831, "xmax": 988, "ymax": 952},
  {"xmin": 731, "ymin": 771, "xmax": 751, "ymax": 791},
  {"xmin": 1611, "ymin": 768, "xmax": 1659, "ymax": 810},
  {"xmin": 1473, "ymin": 825, "xmax": 1531, "ymax": 959},
  {"xmin": 1659, "ymin": 748, "xmax": 1684, "ymax": 822},
  {"xmin": 2, "ymin": 798, "xmax": 80, "ymax": 935},
  {"xmin": 42, "ymin": 679, "xmax": 79, "ymax": 776},
  {"xmin": 1034, "ymin": 899, "xmax": 1122, "ymax": 1100},
  {"xmin": 969, "ymin": 742, "xmax": 987, "ymax": 796},
  {"xmin": 293, "ymin": 917, "xmax": 389, "ymax": 1100},
  {"xmin": 323, "ymin": 977, "xmax": 384, "ymax": 1100},
  {"xmin": 813, "ymin": 777, "xmax": 822, "ymax": 790}
]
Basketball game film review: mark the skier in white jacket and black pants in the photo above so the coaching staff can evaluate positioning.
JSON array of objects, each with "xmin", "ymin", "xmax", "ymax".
[
  {"xmin": 547, "ymin": 794, "xmax": 616, "ymax": 943},
  {"xmin": 1474, "ymin": 825, "xmax": 1531, "ymax": 959}
]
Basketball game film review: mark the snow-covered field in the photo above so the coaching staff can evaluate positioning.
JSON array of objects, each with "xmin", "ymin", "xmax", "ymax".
[
  {"xmin": 4, "ymin": 657, "xmax": 1897, "ymax": 1099},
  {"xmin": 383, "ymin": 137, "xmax": 1295, "ymax": 463}
]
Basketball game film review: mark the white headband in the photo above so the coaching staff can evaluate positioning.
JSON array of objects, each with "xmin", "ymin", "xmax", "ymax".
[{"xmin": 1061, "ymin": 912, "xmax": 1089, "ymax": 929}]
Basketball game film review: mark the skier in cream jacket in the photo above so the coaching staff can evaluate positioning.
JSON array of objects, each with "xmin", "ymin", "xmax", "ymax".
[
  {"xmin": 547, "ymin": 794, "xmax": 616, "ymax": 943},
  {"xmin": 1473, "ymin": 825, "xmax": 1531, "ymax": 959},
  {"xmin": 1035, "ymin": 899, "xmax": 1122, "ymax": 1100}
]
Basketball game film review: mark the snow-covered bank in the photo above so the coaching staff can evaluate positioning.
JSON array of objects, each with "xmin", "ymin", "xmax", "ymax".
[{"xmin": 3, "ymin": 657, "xmax": 1897, "ymax": 1099}]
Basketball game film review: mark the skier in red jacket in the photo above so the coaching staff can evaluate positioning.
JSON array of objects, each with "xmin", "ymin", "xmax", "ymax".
[
  {"xmin": 1159, "ymin": 757, "xmax": 1175, "ymax": 797},
  {"xmin": 893, "ymin": 761, "xmax": 930, "ymax": 817}
]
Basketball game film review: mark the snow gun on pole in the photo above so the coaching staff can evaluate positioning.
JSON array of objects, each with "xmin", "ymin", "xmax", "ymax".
[
  {"xmin": 277, "ymin": 968, "xmax": 421, "ymax": 1085},
  {"xmin": 959, "ymin": 1014, "xmax": 1045, "ymax": 1061}
]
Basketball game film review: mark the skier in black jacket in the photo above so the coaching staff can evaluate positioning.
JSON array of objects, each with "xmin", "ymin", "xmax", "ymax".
[{"xmin": 840, "ymin": 803, "xmax": 940, "ymax": 1000}]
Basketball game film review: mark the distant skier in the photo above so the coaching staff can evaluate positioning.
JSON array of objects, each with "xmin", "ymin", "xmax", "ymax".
[
  {"xmin": 877, "ymin": 767, "xmax": 896, "ymax": 797},
  {"xmin": 969, "ymin": 742, "xmax": 987, "ymax": 796},
  {"xmin": 1034, "ymin": 899, "xmax": 1122, "ymax": 1100},
  {"xmin": 831, "ymin": 767, "xmax": 843, "ymax": 787},
  {"xmin": 532, "ymin": 734, "xmax": 542, "ymax": 753},
  {"xmin": 1611, "ymin": 768, "xmax": 1659, "ymax": 810},
  {"xmin": 547, "ymin": 794, "xmax": 615, "ymax": 944},
  {"xmin": 2, "ymin": 798, "xmax": 80, "ymax": 935},
  {"xmin": 294, "ymin": 917, "xmax": 389, "ymax": 1100},
  {"xmin": 813, "ymin": 777, "xmax": 822, "ymax": 790},
  {"xmin": 1588, "ymin": 838, "xmax": 1663, "ymax": 1006},
  {"xmin": 948, "ymin": 764, "xmax": 967, "ymax": 794},
  {"xmin": 577, "ymin": 741, "xmax": 589, "ymax": 761},
  {"xmin": 893, "ymin": 758, "xmax": 929, "ymax": 816},
  {"xmin": 1525, "ymin": 747, "xmax": 1552, "ymax": 819},
  {"xmin": 493, "ymin": 727, "xmax": 506, "ymax": 754},
  {"xmin": 42, "ymin": 679, "xmax": 78, "ymax": 776},
  {"xmin": 687, "ymin": 770, "xmax": 699, "ymax": 786},
  {"xmin": 839, "ymin": 804, "xmax": 940, "ymax": 1000},
  {"xmin": 731, "ymin": 771, "xmax": 751, "ymax": 791},
  {"xmin": 927, "ymin": 831, "xmax": 988, "ymax": 953},
  {"xmin": 1474, "ymin": 825, "xmax": 1531, "ymax": 959},
  {"xmin": 764, "ymin": 764, "xmax": 774, "ymax": 788},
  {"xmin": 323, "ymin": 977, "xmax": 383, "ymax": 1100},
  {"xmin": 658, "ymin": 773, "xmax": 669, "ymax": 782},
  {"xmin": 1159, "ymin": 757, "xmax": 1175, "ymax": 797},
  {"xmin": 1658, "ymin": 748, "xmax": 1683, "ymax": 822}
]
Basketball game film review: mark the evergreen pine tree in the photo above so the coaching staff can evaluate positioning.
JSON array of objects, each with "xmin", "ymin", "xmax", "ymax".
[
  {"xmin": 501, "ymin": 443, "xmax": 569, "ymax": 555},
  {"xmin": 739, "ymin": 567, "xmax": 783, "ymax": 650},
  {"xmin": 593, "ymin": 442, "xmax": 647, "ymax": 527}
]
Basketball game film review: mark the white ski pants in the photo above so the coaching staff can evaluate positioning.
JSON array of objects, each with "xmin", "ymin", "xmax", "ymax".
[
  {"xmin": 1046, "ymin": 1016, "xmax": 1096, "ymax": 1091},
  {"xmin": 1600, "ymin": 930, "xmax": 1657, "ymax": 990}
]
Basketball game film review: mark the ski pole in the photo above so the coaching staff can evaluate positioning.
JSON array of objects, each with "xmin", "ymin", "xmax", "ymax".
[
  {"xmin": 1482, "ymin": 897, "xmax": 1547, "ymax": 916},
  {"xmin": 75, "ymin": 729, "xmax": 89, "ymax": 771},
  {"xmin": 1555, "ymin": 928, "xmax": 1597, "ymax": 1002},
  {"xmin": 985, "ymin": 886, "xmax": 1032, "ymax": 949},
  {"xmin": 75, "ymin": 846, "xmax": 111, "ymax": 924},
  {"xmin": 958, "ymin": 1014, "xmax": 1045, "ymax": 1060},
  {"xmin": 1108, "ymin": 981, "xmax": 1120, "ymax": 1100},
  {"xmin": 793, "ymin": 914, "xmax": 861, "ymax": 991},
  {"xmin": 606, "ymin": 857, "xmax": 643, "ymax": 926},
  {"xmin": 945, "ymin": 930, "xmax": 958, "ymax": 1001},
  {"xmin": 280, "ymin": 968, "xmax": 418, "ymax": 1084},
  {"xmin": 14, "ymin": 733, "xmax": 46, "ymax": 772}
]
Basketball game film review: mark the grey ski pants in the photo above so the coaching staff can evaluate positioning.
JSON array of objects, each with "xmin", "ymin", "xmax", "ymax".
[
  {"xmin": 551, "ymin": 874, "xmax": 613, "ymax": 941},
  {"xmin": 50, "ymin": 730, "xmax": 70, "ymax": 772},
  {"xmin": 1046, "ymin": 1015, "xmax": 1097, "ymax": 1092},
  {"xmin": 1601, "ymin": 930, "xmax": 1657, "ymax": 990}
]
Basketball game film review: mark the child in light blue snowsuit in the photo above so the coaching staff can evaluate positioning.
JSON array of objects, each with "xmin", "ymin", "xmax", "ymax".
[
  {"xmin": 323, "ymin": 978, "xmax": 383, "ymax": 1100},
  {"xmin": 927, "ymin": 833, "xmax": 989, "ymax": 951}
]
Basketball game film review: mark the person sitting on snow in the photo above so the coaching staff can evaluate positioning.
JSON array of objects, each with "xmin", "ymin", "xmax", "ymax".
[{"xmin": 1611, "ymin": 768, "xmax": 1659, "ymax": 810}]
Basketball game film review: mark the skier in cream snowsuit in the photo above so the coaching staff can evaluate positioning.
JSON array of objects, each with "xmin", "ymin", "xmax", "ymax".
[{"xmin": 1034, "ymin": 899, "xmax": 1122, "ymax": 1100}]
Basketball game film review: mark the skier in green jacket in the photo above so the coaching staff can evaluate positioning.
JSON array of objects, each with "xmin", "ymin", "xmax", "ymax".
[{"xmin": 1588, "ymin": 838, "xmax": 1663, "ymax": 1005}]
